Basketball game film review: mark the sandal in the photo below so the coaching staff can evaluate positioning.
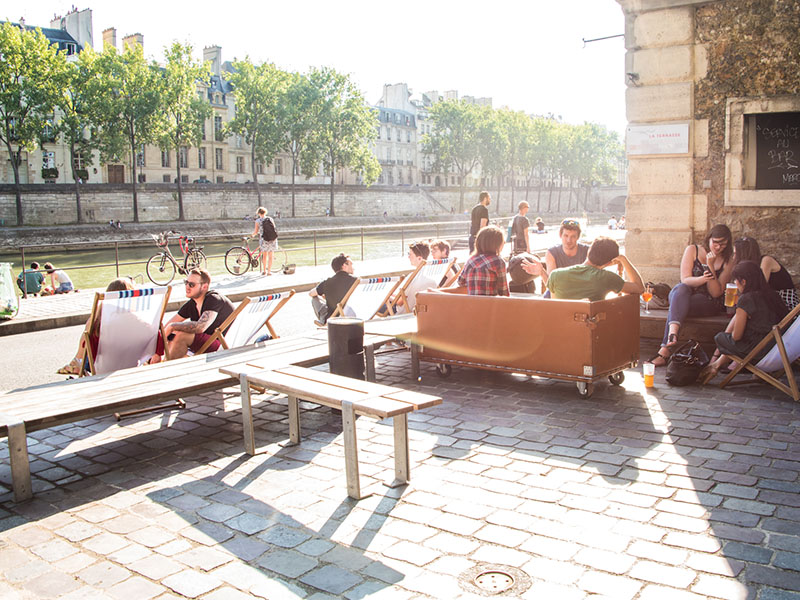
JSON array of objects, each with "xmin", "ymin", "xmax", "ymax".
[
  {"xmin": 57, "ymin": 357, "xmax": 82, "ymax": 375},
  {"xmin": 699, "ymin": 365, "xmax": 719, "ymax": 385},
  {"xmin": 665, "ymin": 333, "xmax": 679, "ymax": 351},
  {"xmin": 647, "ymin": 352, "xmax": 670, "ymax": 367}
]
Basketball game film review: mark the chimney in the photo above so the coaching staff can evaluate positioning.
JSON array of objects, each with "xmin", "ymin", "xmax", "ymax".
[
  {"xmin": 203, "ymin": 45, "xmax": 222, "ymax": 76},
  {"xmin": 122, "ymin": 33, "xmax": 143, "ymax": 50},
  {"xmin": 102, "ymin": 27, "xmax": 116, "ymax": 49}
]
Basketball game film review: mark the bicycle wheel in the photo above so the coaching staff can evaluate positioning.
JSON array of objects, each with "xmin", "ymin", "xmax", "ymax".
[
  {"xmin": 146, "ymin": 253, "xmax": 177, "ymax": 285},
  {"xmin": 185, "ymin": 248, "xmax": 207, "ymax": 272},
  {"xmin": 224, "ymin": 247, "xmax": 252, "ymax": 275},
  {"xmin": 269, "ymin": 249, "xmax": 288, "ymax": 274}
]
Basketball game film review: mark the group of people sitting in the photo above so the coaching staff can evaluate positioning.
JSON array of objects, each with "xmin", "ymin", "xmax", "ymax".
[
  {"xmin": 17, "ymin": 262, "xmax": 75, "ymax": 297},
  {"xmin": 59, "ymin": 268, "xmax": 234, "ymax": 375},
  {"xmin": 645, "ymin": 224, "xmax": 797, "ymax": 384}
]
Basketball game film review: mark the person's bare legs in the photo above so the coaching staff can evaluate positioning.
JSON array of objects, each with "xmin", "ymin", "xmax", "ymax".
[
  {"xmin": 260, "ymin": 250, "xmax": 267, "ymax": 275},
  {"xmin": 167, "ymin": 331, "xmax": 195, "ymax": 359},
  {"xmin": 267, "ymin": 251, "xmax": 274, "ymax": 275}
]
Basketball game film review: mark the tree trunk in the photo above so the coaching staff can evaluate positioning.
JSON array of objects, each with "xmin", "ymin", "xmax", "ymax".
[
  {"xmin": 9, "ymin": 147, "xmax": 23, "ymax": 225},
  {"xmin": 496, "ymin": 177, "xmax": 502, "ymax": 214},
  {"xmin": 251, "ymin": 147, "xmax": 261, "ymax": 207},
  {"xmin": 69, "ymin": 141, "xmax": 83, "ymax": 224},
  {"xmin": 290, "ymin": 152, "xmax": 297, "ymax": 218},
  {"xmin": 130, "ymin": 135, "xmax": 139, "ymax": 223},
  {"xmin": 176, "ymin": 154, "xmax": 185, "ymax": 221},
  {"xmin": 547, "ymin": 181, "xmax": 553, "ymax": 212},
  {"xmin": 458, "ymin": 171, "xmax": 465, "ymax": 213},
  {"xmin": 536, "ymin": 182, "xmax": 542, "ymax": 213},
  {"xmin": 556, "ymin": 175, "xmax": 563, "ymax": 212},
  {"xmin": 329, "ymin": 166, "xmax": 336, "ymax": 217},
  {"xmin": 584, "ymin": 186, "xmax": 590, "ymax": 212}
]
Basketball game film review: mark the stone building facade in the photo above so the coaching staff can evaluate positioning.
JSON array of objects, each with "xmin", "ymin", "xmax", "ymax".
[{"xmin": 618, "ymin": 0, "xmax": 800, "ymax": 283}]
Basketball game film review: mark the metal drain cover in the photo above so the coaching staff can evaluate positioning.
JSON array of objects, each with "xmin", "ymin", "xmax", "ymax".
[
  {"xmin": 459, "ymin": 564, "xmax": 531, "ymax": 596},
  {"xmin": 475, "ymin": 570, "xmax": 515, "ymax": 592}
]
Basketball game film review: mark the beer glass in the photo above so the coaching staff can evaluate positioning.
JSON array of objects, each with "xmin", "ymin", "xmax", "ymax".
[{"xmin": 724, "ymin": 283, "xmax": 738, "ymax": 308}]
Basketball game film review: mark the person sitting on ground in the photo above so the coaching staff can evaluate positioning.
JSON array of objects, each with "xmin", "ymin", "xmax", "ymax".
[
  {"xmin": 733, "ymin": 236, "xmax": 798, "ymax": 310},
  {"xmin": 310, "ymin": 253, "xmax": 357, "ymax": 325},
  {"xmin": 57, "ymin": 277, "xmax": 134, "ymax": 375},
  {"xmin": 618, "ymin": 216, "xmax": 626, "ymax": 230},
  {"xmin": 458, "ymin": 225, "xmax": 509, "ymax": 297},
  {"xmin": 534, "ymin": 216, "xmax": 546, "ymax": 233},
  {"xmin": 547, "ymin": 236, "xmax": 644, "ymax": 302},
  {"xmin": 150, "ymin": 268, "xmax": 234, "ymax": 362},
  {"xmin": 650, "ymin": 224, "xmax": 735, "ymax": 367},
  {"xmin": 44, "ymin": 262, "xmax": 74, "ymax": 294},
  {"xmin": 608, "ymin": 215, "xmax": 618, "ymax": 230},
  {"xmin": 699, "ymin": 260, "xmax": 788, "ymax": 384},
  {"xmin": 16, "ymin": 262, "xmax": 45, "ymax": 297},
  {"xmin": 429, "ymin": 238, "xmax": 458, "ymax": 286},
  {"xmin": 393, "ymin": 241, "xmax": 437, "ymax": 314},
  {"xmin": 253, "ymin": 206, "xmax": 278, "ymax": 276}
]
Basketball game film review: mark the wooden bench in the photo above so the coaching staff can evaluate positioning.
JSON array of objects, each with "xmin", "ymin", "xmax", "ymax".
[
  {"xmin": 0, "ymin": 332, "xmax": 399, "ymax": 502},
  {"xmin": 222, "ymin": 364, "xmax": 441, "ymax": 500},
  {"xmin": 640, "ymin": 307, "xmax": 731, "ymax": 349}
]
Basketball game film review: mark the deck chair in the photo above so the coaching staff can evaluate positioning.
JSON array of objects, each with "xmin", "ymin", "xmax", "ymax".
[
  {"xmin": 386, "ymin": 258, "xmax": 458, "ymax": 314},
  {"xmin": 82, "ymin": 286, "xmax": 171, "ymax": 376},
  {"xmin": 718, "ymin": 302, "xmax": 800, "ymax": 401},
  {"xmin": 195, "ymin": 290, "xmax": 296, "ymax": 353},
  {"xmin": 330, "ymin": 276, "xmax": 405, "ymax": 321},
  {"xmin": 443, "ymin": 261, "xmax": 465, "ymax": 288}
]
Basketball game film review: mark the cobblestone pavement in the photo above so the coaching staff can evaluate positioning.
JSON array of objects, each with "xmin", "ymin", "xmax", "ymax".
[{"xmin": 1, "ymin": 351, "xmax": 799, "ymax": 599}]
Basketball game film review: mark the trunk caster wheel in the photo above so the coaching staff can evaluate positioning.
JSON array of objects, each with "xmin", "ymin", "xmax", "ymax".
[
  {"xmin": 435, "ymin": 364, "xmax": 452, "ymax": 378},
  {"xmin": 576, "ymin": 382, "xmax": 594, "ymax": 398},
  {"xmin": 608, "ymin": 372, "xmax": 625, "ymax": 386}
]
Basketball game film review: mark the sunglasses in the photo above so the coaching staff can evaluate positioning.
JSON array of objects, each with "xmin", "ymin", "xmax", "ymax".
[
  {"xmin": 184, "ymin": 280, "xmax": 200, "ymax": 288},
  {"xmin": 561, "ymin": 219, "xmax": 580, "ymax": 227}
]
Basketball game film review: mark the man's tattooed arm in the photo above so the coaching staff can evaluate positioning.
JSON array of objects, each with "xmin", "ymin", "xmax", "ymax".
[{"xmin": 170, "ymin": 311, "xmax": 218, "ymax": 334}]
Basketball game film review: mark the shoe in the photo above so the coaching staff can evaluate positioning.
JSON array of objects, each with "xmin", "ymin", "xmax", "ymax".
[
  {"xmin": 313, "ymin": 320, "xmax": 325, "ymax": 327},
  {"xmin": 647, "ymin": 352, "xmax": 669, "ymax": 368},
  {"xmin": 699, "ymin": 365, "xmax": 719, "ymax": 385},
  {"xmin": 665, "ymin": 333, "xmax": 679, "ymax": 351},
  {"xmin": 57, "ymin": 357, "xmax": 81, "ymax": 375}
]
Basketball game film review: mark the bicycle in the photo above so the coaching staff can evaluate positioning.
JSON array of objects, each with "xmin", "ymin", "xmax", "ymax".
[
  {"xmin": 224, "ymin": 236, "xmax": 287, "ymax": 276},
  {"xmin": 146, "ymin": 230, "xmax": 207, "ymax": 285}
]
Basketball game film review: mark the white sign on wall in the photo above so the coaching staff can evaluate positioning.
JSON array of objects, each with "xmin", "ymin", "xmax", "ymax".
[{"xmin": 626, "ymin": 123, "xmax": 690, "ymax": 155}]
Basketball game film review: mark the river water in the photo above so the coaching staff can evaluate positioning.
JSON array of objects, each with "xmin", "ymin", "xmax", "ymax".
[{"xmin": 0, "ymin": 220, "xmax": 624, "ymax": 291}]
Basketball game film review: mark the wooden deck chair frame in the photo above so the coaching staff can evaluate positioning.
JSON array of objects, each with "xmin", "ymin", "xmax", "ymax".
[
  {"xmin": 718, "ymin": 302, "xmax": 800, "ymax": 402},
  {"xmin": 329, "ymin": 276, "xmax": 405, "ymax": 321},
  {"xmin": 195, "ymin": 290, "xmax": 296, "ymax": 354},
  {"xmin": 81, "ymin": 286, "xmax": 172, "ymax": 377},
  {"xmin": 443, "ymin": 261, "xmax": 464, "ymax": 288},
  {"xmin": 384, "ymin": 262, "xmax": 424, "ymax": 316}
]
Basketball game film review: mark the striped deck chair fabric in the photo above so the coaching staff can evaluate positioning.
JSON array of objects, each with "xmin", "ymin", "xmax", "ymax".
[
  {"xmin": 196, "ymin": 290, "xmax": 296, "ymax": 353},
  {"xmin": 87, "ymin": 287, "xmax": 171, "ymax": 375},
  {"xmin": 334, "ymin": 276, "xmax": 405, "ymax": 321},
  {"xmin": 422, "ymin": 257, "xmax": 457, "ymax": 287},
  {"xmin": 719, "ymin": 302, "xmax": 800, "ymax": 401}
]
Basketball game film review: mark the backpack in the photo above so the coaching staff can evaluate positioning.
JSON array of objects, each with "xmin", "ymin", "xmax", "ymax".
[{"xmin": 261, "ymin": 217, "xmax": 278, "ymax": 242}]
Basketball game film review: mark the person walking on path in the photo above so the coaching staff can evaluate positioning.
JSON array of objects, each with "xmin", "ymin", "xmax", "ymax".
[
  {"xmin": 253, "ymin": 207, "xmax": 278, "ymax": 276},
  {"xmin": 468, "ymin": 191, "xmax": 491, "ymax": 253},
  {"xmin": 511, "ymin": 201, "xmax": 531, "ymax": 255}
]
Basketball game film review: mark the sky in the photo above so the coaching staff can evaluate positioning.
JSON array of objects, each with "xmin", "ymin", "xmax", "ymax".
[{"xmin": 11, "ymin": 0, "xmax": 628, "ymax": 136}]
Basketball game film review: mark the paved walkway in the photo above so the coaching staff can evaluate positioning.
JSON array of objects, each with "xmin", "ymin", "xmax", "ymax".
[{"xmin": 1, "ymin": 349, "xmax": 799, "ymax": 599}]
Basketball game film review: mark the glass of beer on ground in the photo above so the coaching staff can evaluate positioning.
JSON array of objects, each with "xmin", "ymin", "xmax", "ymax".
[
  {"xmin": 643, "ymin": 362, "xmax": 655, "ymax": 388},
  {"xmin": 725, "ymin": 282, "xmax": 739, "ymax": 309},
  {"xmin": 642, "ymin": 285, "xmax": 653, "ymax": 314}
]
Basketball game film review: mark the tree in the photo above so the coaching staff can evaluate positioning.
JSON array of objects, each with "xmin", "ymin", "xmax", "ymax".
[
  {"xmin": 424, "ymin": 100, "xmax": 483, "ymax": 212},
  {"xmin": 226, "ymin": 58, "xmax": 289, "ymax": 207},
  {"xmin": 477, "ymin": 107, "xmax": 508, "ymax": 214},
  {"xmin": 0, "ymin": 23, "xmax": 67, "ymax": 225},
  {"xmin": 305, "ymin": 67, "xmax": 380, "ymax": 216},
  {"xmin": 283, "ymin": 72, "xmax": 318, "ymax": 217},
  {"xmin": 55, "ymin": 47, "xmax": 101, "ymax": 223},
  {"xmin": 157, "ymin": 42, "xmax": 211, "ymax": 221},
  {"xmin": 86, "ymin": 42, "xmax": 161, "ymax": 223}
]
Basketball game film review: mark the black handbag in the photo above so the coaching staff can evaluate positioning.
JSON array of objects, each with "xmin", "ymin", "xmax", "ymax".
[{"xmin": 665, "ymin": 340, "xmax": 709, "ymax": 386}]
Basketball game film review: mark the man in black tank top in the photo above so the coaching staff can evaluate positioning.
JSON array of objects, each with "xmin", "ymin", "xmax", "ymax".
[{"xmin": 541, "ymin": 218, "xmax": 589, "ymax": 289}]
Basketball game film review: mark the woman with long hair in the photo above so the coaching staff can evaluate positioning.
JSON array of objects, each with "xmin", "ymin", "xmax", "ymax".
[
  {"xmin": 733, "ymin": 237, "xmax": 798, "ymax": 310},
  {"xmin": 699, "ymin": 260, "xmax": 788, "ymax": 384},
  {"xmin": 650, "ymin": 224, "xmax": 735, "ymax": 366},
  {"xmin": 458, "ymin": 225, "xmax": 509, "ymax": 296}
]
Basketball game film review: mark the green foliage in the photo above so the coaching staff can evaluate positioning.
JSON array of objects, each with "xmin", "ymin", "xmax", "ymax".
[{"xmin": 0, "ymin": 22, "xmax": 68, "ymax": 223}]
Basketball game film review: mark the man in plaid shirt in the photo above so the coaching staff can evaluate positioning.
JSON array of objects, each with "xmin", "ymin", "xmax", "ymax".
[{"xmin": 458, "ymin": 225, "xmax": 509, "ymax": 296}]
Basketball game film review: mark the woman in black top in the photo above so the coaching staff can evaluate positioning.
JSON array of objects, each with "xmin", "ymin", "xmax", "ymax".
[
  {"xmin": 650, "ymin": 224, "xmax": 735, "ymax": 366},
  {"xmin": 733, "ymin": 237, "xmax": 798, "ymax": 310}
]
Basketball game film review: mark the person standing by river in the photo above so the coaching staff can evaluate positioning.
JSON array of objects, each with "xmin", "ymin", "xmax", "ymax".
[
  {"xmin": 468, "ymin": 191, "xmax": 491, "ymax": 253},
  {"xmin": 253, "ymin": 207, "xmax": 278, "ymax": 276}
]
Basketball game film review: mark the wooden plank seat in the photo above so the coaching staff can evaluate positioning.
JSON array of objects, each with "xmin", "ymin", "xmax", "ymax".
[
  {"xmin": 0, "ymin": 331, "xmax": 400, "ymax": 503},
  {"xmin": 222, "ymin": 364, "xmax": 441, "ymax": 500}
]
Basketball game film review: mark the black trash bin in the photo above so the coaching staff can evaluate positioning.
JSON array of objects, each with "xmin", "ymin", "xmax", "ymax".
[{"xmin": 327, "ymin": 317, "xmax": 365, "ymax": 380}]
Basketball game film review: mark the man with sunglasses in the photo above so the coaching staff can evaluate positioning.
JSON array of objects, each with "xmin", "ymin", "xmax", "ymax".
[{"xmin": 155, "ymin": 268, "xmax": 234, "ymax": 361}]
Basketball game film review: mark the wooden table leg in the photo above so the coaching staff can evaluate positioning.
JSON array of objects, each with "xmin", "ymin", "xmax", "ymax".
[
  {"xmin": 240, "ymin": 374, "xmax": 256, "ymax": 455},
  {"xmin": 7, "ymin": 420, "xmax": 32, "ymax": 502},
  {"xmin": 365, "ymin": 344, "xmax": 376, "ymax": 382},
  {"xmin": 287, "ymin": 394, "xmax": 301, "ymax": 445},
  {"xmin": 385, "ymin": 413, "xmax": 410, "ymax": 489},
  {"xmin": 341, "ymin": 400, "xmax": 369, "ymax": 500},
  {"xmin": 410, "ymin": 343, "xmax": 420, "ymax": 381}
]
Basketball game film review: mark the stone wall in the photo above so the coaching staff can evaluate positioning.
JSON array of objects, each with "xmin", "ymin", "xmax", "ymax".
[
  {"xmin": 618, "ymin": 0, "xmax": 800, "ymax": 284},
  {"xmin": 0, "ymin": 184, "xmax": 626, "ymax": 226}
]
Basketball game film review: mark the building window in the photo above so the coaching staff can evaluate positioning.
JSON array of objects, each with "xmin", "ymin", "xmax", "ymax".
[
  {"xmin": 42, "ymin": 116, "xmax": 55, "ymax": 143},
  {"xmin": 214, "ymin": 116, "xmax": 223, "ymax": 141},
  {"xmin": 396, "ymin": 129, "xmax": 401, "ymax": 142},
  {"xmin": 236, "ymin": 135, "xmax": 243, "ymax": 149},
  {"xmin": 163, "ymin": 174, "xmax": 171, "ymax": 183},
  {"xmin": 73, "ymin": 151, "xmax": 86, "ymax": 171},
  {"xmin": 136, "ymin": 145, "xmax": 146, "ymax": 167},
  {"xmin": 201, "ymin": 121, "xmax": 206, "ymax": 141},
  {"xmin": 198, "ymin": 147, "xmax": 206, "ymax": 169},
  {"xmin": 376, "ymin": 126, "xmax": 381, "ymax": 139},
  {"xmin": 274, "ymin": 158, "xmax": 282, "ymax": 175},
  {"xmin": 216, "ymin": 176, "xmax": 223, "ymax": 183},
  {"xmin": 215, "ymin": 148, "xmax": 223, "ymax": 170},
  {"xmin": 236, "ymin": 156, "xmax": 245, "ymax": 173},
  {"xmin": 42, "ymin": 151, "xmax": 55, "ymax": 169},
  {"xmin": 161, "ymin": 150, "xmax": 170, "ymax": 168},
  {"xmin": 181, "ymin": 175, "xmax": 189, "ymax": 183},
  {"xmin": 138, "ymin": 173, "xmax": 146, "ymax": 183},
  {"xmin": 256, "ymin": 162, "xmax": 264, "ymax": 174},
  {"xmin": 407, "ymin": 131, "xmax": 412, "ymax": 143},
  {"xmin": 179, "ymin": 147, "xmax": 188, "ymax": 169}
]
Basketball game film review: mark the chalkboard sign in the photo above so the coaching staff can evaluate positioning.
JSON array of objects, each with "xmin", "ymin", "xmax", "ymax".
[{"xmin": 755, "ymin": 112, "xmax": 800, "ymax": 189}]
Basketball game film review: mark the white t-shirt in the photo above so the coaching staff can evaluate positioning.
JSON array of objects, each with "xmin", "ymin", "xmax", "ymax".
[
  {"xmin": 607, "ymin": 218, "xmax": 618, "ymax": 230},
  {"xmin": 396, "ymin": 273, "xmax": 436, "ymax": 314}
]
